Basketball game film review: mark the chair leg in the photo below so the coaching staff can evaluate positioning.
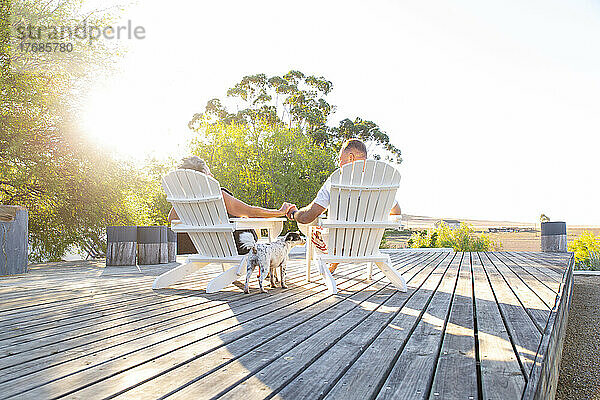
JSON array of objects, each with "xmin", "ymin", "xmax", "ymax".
[
  {"xmin": 152, "ymin": 262, "xmax": 208, "ymax": 289},
  {"xmin": 374, "ymin": 259, "xmax": 407, "ymax": 292},
  {"xmin": 206, "ymin": 256, "xmax": 248, "ymax": 293},
  {"xmin": 318, "ymin": 259, "xmax": 338, "ymax": 295},
  {"xmin": 367, "ymin": 262, "xmax": 374, "ymax": 281},
  {"xmin": 306, "ymin": 231, "xmax": 314, "ymax": 282}
]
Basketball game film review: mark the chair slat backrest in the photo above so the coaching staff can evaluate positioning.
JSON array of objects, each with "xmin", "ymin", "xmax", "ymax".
[
  {"xmin": 327, "ymin": 160, "xmax": 401, "ymax": 257},
  {"xmin": 162, "ymin": 170, "xmax": 238, "ymax": 258}
]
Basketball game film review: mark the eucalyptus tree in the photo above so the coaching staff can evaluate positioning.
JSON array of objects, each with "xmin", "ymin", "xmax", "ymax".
[{"xmin": 189, "ymin": 70, "xmax": 402, "ymax": 163}]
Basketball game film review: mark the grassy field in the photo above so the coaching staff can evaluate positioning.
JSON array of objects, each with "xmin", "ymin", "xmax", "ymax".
[
  {"xmin": 488, "ymin": 227, "xmax": 600, "ymax": 251},
  {"xmin": 384, "ymin": 215, "xmax": 600, "ymax": 251}
]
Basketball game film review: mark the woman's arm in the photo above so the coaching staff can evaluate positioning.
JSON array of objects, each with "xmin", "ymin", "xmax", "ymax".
[{"xmin": 221, "ymin": 190, "xmax": 292, "ymax": 218}]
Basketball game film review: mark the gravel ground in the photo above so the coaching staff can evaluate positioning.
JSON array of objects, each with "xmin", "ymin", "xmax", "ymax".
[{"xmin": 557, "ymin": 275, "xmax": 600, "ymax": 400}]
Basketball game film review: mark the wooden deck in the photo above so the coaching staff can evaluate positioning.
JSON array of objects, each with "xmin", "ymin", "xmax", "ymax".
[{"xmin": 0, "ymin": 251, "xmax": 573, "ymax": 400}]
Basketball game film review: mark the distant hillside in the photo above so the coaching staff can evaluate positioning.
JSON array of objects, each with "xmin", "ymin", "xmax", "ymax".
[
  {"xmin": 401, "ymin": 214, "xmax": 600, "ymax": 251},
  {"xmin": 402, "ymin": 214, "xmax": 537, "ymax": 230},
  {"xmin": 403, "ymin": 214, "xmax": 600, "ymax": 230}
]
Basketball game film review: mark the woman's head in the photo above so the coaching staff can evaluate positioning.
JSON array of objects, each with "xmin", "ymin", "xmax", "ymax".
[{"xmin": 179, "ymin": 156, "xmax": 212, "ymax": 176}]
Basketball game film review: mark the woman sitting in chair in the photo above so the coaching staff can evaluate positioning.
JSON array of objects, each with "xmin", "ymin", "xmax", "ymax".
[{"xmin": 168, "ymin": 156, "xmax": 295, "ymax": 255}]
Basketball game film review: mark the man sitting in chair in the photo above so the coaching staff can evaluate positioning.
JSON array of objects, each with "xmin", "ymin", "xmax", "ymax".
[{"xmin": 286, "ymin": 138, "xmax": 402, "ymax": 273}]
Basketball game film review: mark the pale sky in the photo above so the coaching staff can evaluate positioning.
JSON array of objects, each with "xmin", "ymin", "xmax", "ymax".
[{"xmin": 81, "ymin": 0, "xmax": 600, "ymax": 225}]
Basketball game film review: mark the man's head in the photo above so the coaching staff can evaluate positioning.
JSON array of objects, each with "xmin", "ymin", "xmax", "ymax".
[{"xmin": 338, "ymin": 139, "xmax": 367, "ymax": 167}]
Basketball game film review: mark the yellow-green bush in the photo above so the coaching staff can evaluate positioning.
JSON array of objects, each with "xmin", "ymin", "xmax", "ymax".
[
  {"xmin": 408, "ymin": 223, "xmax": 499, "ymax": 251},
  {"xmin": 568, "ymin": 231, "xmax": 600, "ymax": 269}
]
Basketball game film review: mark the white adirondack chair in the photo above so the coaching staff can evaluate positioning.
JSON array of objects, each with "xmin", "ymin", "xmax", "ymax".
[
  {"xmin": 310, "ymin": 160, "xmax": 407, "ymax": 295},
  {"xmin": 153, "ymin": 169, "xmax": 247, "ymax": 292}
]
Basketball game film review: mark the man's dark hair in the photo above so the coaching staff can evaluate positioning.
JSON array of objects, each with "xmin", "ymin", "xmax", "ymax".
[{"xmin": 340, "ymin": 138, "xmax": 367, "ymax": 156}]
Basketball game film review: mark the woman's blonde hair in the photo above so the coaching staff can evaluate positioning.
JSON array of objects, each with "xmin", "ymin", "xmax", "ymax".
[{"xmin": 179, "ymin": 156, "xmax": 210, "ymax": 175}]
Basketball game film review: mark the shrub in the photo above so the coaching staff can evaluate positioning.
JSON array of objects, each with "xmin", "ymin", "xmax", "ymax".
[
  {"xmin": 408, "ymin": 223, "xmax": 499, "ymax": 251},
  {"xmin": 568, "ymin": 231, "xmax": 600, "ymax": 270},
  {"xmin": 407, "ymin": 230, "xmax": 438, "ymax": 248}
]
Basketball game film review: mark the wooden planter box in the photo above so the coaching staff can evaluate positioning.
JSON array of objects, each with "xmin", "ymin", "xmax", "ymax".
[{"xmin": 0, "ymin": 206, "xmax": 28, "ymax": 276}]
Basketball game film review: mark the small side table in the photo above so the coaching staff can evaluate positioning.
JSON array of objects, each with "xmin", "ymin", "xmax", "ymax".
[{"xmin": 230, "ymin": 218, "xmax": 286, "ymax": 242}]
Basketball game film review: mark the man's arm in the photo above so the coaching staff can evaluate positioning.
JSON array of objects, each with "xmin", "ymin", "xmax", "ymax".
[
  {"xmin": 290, "ymin": 200, "xmax": 399, "ymax": 223},
  {"xmin": 288, "ymin": 202, "xmax": 326, "ymax": 225}
]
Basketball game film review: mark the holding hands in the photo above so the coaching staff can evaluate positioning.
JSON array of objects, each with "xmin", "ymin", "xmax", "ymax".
[
  {"xmin": 278, "ymin": 202, "xmax": 296, "ymax": 216},
  {"xmin": 286, "ymin": 204, "xmax": 299, "ymax": 220}
]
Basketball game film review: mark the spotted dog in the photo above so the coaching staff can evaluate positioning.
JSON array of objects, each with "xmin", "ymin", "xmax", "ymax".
[{"xmin": 239, "ymin": 232, "xmax": 306, "ymax": 294}]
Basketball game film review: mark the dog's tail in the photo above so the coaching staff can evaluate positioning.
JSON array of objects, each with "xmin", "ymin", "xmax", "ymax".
[{"xmin": 239, "ymin": 232, "xmax": 257, "ymax": 254}]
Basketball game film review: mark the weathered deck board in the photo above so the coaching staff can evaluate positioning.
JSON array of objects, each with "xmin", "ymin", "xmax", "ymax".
[
  {"xmin": 472, "ymin": 252, "xmax": 525, "ymax": 400},
  {"xmin": 504, "ymin": 252, "xmax": 562, "ymax": 293},
  {"xmin": 479, "ymin": 252, "xmax": 542, "ymax": 376},
  {"xmin": 486, "ymin": 252, "xmax": 551, "ymax": 331},
  {"xmin": 428, "ymin": 252, "xmax": 477, "ymax": 400},
  {"xmin": 2, "ymin": 254, "xmax": 420, "ymax": 399},
  {"xmin": 81, "ymin": 253, "xmax": 431, "ymax": 399},
  {"xmin": 493, "ymin": 253, "xmax": 558, "ymax": 303},
  {"xmin": 207, "ymin": 253, "xmax": 441, "ymax": 400},
  {"xmin": 375, "ymin": 252, "xmax": 462, "ymax": 400},
  {"xmin": 506, "ymin": 252, "xmax": 563, "ymax": 285},
  {"xmin": 0, "ymin": 251, "xmax": 572, "ymax": 400},
  {"xmin": 55, "ymin": 266, "xmax": 410, "ymax": 399},
  {"xmin": 324, "ymin": 252, "xmax": 454, "ymax": 400},
  {"xmin": 0, "ymin": 266, "xmax": 329, "ymax": 363},
  {"xmin": 0, "ymin": 264, "xmax": 371, "ymax": 396},
  {"xmin": 0, "ymin": 262, "xmax": 340, "ymax": 368}
]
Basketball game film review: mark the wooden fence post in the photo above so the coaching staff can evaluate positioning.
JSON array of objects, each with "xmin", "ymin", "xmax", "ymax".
[
  {"xmin": 106, "ymin": 226, "xmax": 137, "ymax": 266},
  {"xmin": 0, "ymin": 206, "xmax": 28, "ymax": 276}
]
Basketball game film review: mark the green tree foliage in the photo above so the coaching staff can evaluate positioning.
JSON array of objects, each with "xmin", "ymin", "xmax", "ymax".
[
  {"xmin": 568, "ymin": 231, "xmax": 600, "ymax": 269},
  {"xmin": 408, "ymin": 223, "xmax": 499, "ymax": 251},
  {"xmin": 189, "ymin": 71, "xmax": 402, "ymax": 163},
  {"xmin": 189, "ymin": 119, "xmax": 337, "ymax": 231},
  {"xmin": 0, "ymin": 0, "xmax": 139, "ymax": 261}
]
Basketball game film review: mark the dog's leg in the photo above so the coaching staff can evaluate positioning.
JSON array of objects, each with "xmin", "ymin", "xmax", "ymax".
[
  {"xmin": 280, "ymin": 260, "xmax": 287, "ymax": 288},
  {"xmin": 244, "ymin": 262, "xmax": 255, "ymax": 294},
  {"xmin": 258, "ymin": 264, "xmax": 268, "ymax": 293},
  {"xmin": 266, "ymin": 269, "xmax": 278, "ymax": 284},
  {"xmin": 270, "ymin": 266, "xmax": 277, "ymax": 288}
]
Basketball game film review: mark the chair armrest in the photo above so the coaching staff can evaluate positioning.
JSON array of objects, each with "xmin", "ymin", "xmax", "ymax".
[
  {"xmin": 171, "ymin": 224, "xmax": 235, "ymax": 233},
  {"xmin": 321, "ymin": 220, "xmax": 401, "ymax": 229},
  {"xmin": 389, "ymin": 215, "xmax": 403, "ymax": 230}
]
